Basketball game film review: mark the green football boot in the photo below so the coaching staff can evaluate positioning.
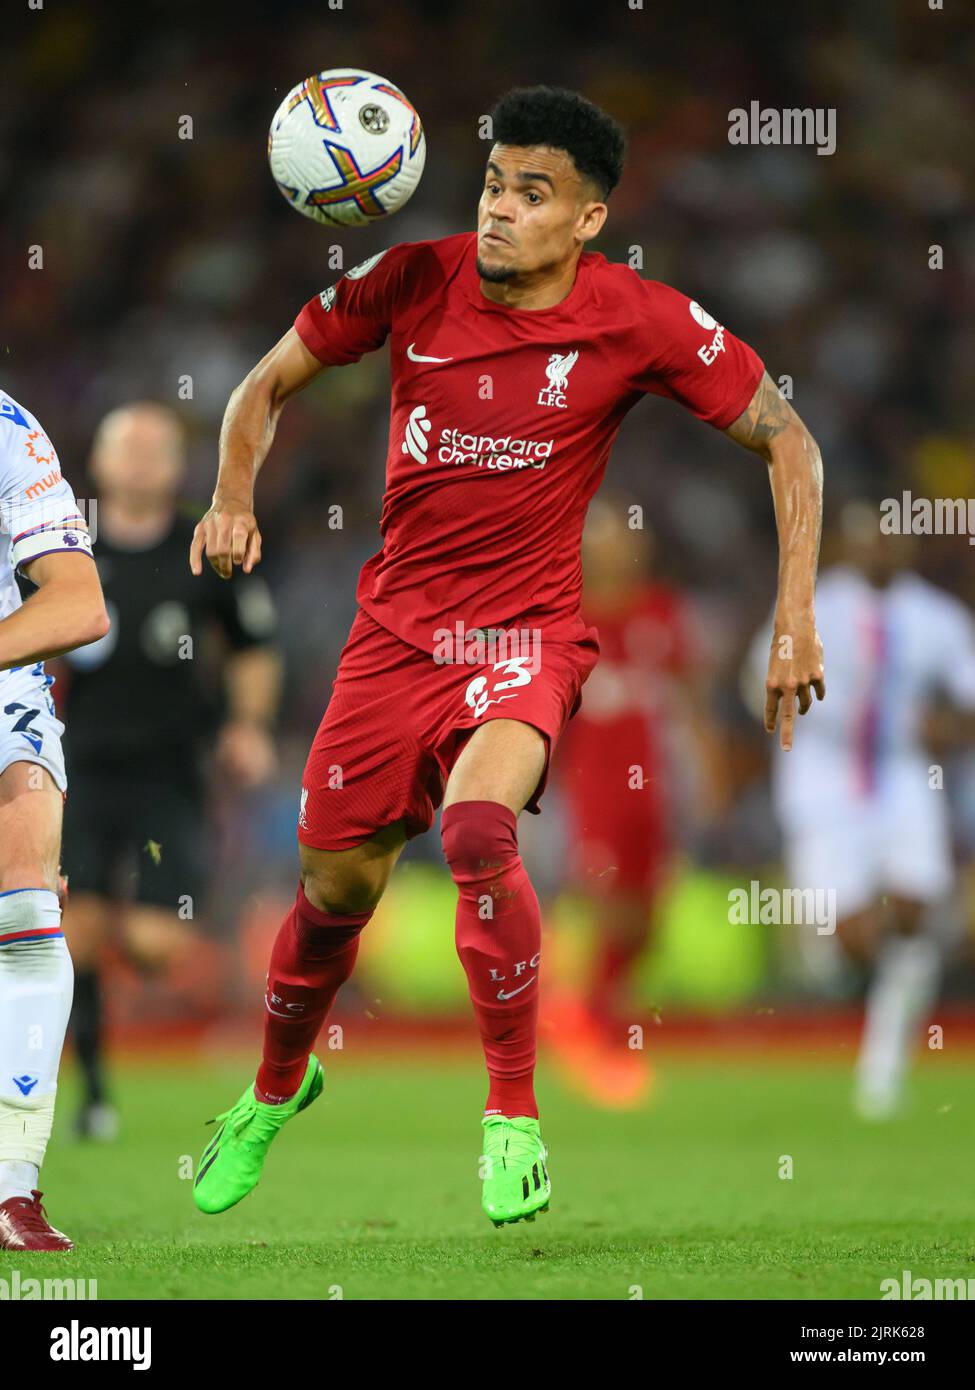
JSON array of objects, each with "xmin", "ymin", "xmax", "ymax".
[
  {"xmin": 193, "ymin": 1056, "xmax": 324, "ymax": 1214},
  {"xmin": 480, "ymin": 1115, "xmax": 551, "ymax": 1226}
]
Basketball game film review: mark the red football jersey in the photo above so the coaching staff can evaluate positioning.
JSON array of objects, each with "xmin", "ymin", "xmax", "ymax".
[{"xmin": 295, "ymin": 233, "xmax": 762, "ymax": 657}]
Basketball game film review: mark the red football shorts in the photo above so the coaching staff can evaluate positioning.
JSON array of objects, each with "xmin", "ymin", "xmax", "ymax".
[{"xmin": 298, "ymin": 608, "xmax": 599, "ymax": 852}]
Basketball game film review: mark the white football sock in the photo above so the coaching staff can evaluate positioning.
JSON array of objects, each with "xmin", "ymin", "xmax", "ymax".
[
  {"xmin": 0, "ymin": 1159, "xmax": 39, "ymax": 1202},
  {"xmin": 855, "ymin": 932, "xmax": 941, "ymax": 1116},
  {"xmin": 0, "ymin": 889, "xmax": 73, "ymax": 1181}
]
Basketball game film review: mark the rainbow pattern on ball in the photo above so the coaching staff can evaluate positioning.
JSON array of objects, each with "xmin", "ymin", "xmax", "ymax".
[{"xmin": 268, "ymin": 69, "xmax": 426, "ymax": 227}]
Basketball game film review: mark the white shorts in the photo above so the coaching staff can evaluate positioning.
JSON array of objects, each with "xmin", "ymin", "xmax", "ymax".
[
  {"xmin": 0, "ymin": 674, "xmax": 67, "ymax": 793},
  {"xmin": 783, "ymin": 764, "xmax": 953, "ymax": 920}
]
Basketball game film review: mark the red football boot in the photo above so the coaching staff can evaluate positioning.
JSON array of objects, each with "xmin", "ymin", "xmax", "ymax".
[{"xmin": 0, "ymin": 1191, "xmax": 74, "ymax": 1251}]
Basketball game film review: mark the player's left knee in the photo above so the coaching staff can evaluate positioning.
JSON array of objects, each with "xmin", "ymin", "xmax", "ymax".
[
  {"xmin": 441, "ymin": 800, "xmax": 520, "ymax": 882},
  {"xmin": 125, "ymin": 913, "xmax": 194, "ymax": 975},
  {"xmin": 888, "ymin": 895, "xmax": 925, "ymax": 936}
]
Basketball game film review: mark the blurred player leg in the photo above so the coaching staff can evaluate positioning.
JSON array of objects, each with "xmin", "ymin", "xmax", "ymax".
[
  {"xmin": 0, "ymin": 763, "xmax": 74, "ymax": 1250},
  {"xmin": 818, "ymin": 808, "xmax": 946, "ymax": 1120},
  {"xmin": 61, "ymin": 892, "xmax": 115, "ymax": 1138},
  {"xmin": 63, "ymin": 776, "xmax": 202, "ymax": 1138},
  {"xmin": 68, "ymin": 903, "xmax": 175, "ymax": 1140},
  {"xmin": 832, "ymin": 905, "xmax": 880, "ymax": 970},
  {"xmin": 589, "ymin": 890, "xmax": 655, "ymax": 1024},
  {"xmin": 545, "ymin": 886, "xmax": 655, "ymax": 1109},
  {"xmin": 543, "ymin": 769, "xmax": 663, "ymax": 1107},
  {"xmin": 851, "ymin": 897, "xmax": 941, "ymax": 1121},
  {"xmin": 851, "ymin": 780, "xmax": 955, "ymax": 1118},
  {"xmin": 61, "ymin": 769, "xmax": 124, "ymax": 1137},
  {"xmin": 124, "ymin": 904, "xmax": 194, "ymax": 971}
]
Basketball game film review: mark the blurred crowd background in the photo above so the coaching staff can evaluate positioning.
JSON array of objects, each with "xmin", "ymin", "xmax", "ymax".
[{"xmin": 2, "ymin": 0, "xmax": 973, "ymax": 1030}]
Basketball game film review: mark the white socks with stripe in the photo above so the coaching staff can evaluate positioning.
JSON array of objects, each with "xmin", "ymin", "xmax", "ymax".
[{"xmin": 0, "ymin": 889, "xmax": 73, "ymax": 1201}]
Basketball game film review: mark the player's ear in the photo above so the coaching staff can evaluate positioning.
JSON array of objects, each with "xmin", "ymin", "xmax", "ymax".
[{"xmin": 577, "ymin": 200, "xmax": 607, "ymax": 244}]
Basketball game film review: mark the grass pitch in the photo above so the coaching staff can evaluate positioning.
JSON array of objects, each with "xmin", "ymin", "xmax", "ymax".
[{"xmin": 7, "ymin": 1046, "xmax": 974, "ymax": 1300}]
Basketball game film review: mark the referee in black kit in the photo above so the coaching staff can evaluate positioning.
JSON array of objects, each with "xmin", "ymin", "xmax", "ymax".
[{"xmin": 58, "ymin": 402, "xmax": 282, "ymax": 1138}]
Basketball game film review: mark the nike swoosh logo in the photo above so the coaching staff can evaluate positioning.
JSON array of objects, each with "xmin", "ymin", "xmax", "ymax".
[
  {"xmin": 496, "ymin": 977, "xmax": 536, "ymax": 1001},
  {"xmin": 407, "ymin": 342, "xmax": 453, "ymax": 363}
]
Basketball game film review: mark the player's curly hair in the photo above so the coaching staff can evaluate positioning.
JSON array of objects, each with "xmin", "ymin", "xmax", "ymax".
[{"xmin": 489, "ymin": 85, "xmax": 626, "ymax": 200}]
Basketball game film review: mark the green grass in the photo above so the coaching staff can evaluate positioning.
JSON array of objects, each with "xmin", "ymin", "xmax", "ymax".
[{"xmin": 7, "ymin": 1049, "xmax": 974, "ymax": 1299}]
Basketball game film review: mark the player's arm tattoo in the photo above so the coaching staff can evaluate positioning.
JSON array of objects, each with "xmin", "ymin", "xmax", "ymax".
[
  {"xmin": 723, "ymin": 371, "xmax": 798, "ymax": 456},
  {"xmin": 726, "ymin": 372, "xmax": 825, "ymax": 604}
]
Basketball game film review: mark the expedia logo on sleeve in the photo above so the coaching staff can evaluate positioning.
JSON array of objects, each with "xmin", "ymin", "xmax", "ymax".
[
  {"xmin": 345, "ymin": 250, "xmax": 389, "ymax": 280},
  {"xmin": 689, "ymin": 301, "xmax": 726, "ymax": 365}
]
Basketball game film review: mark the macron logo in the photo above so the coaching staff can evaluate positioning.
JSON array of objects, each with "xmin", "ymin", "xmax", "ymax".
[
  {"xmin": 13, "ymin": 1074, "xmax": 38, "ymax": 1096},
  {"xmin": 402, "ymin": 404, "xmax": 432, "ymax": 464}
]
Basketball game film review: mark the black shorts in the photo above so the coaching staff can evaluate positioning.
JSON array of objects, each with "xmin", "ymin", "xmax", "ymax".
[{"xmin": 60, "ymin": 766, "xmax": 207, "ymax": 913}]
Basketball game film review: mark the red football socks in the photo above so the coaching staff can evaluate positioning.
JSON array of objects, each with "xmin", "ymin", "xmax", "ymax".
[
  {"xmin": 589, "ymin": 925, "xmax": 649, "ymax": 1030},
  {"xmin": 441, "ymin": 800, "xmax": 540, "ymax": 1119},
  {"xmin": 255, "ymin": 883, "xmax": 372, "ymax": 1103}
]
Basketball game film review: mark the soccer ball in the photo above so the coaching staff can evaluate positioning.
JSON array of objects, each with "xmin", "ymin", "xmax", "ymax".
[{"xmin": 268, "ymin": 69, "xmax": 426, "ymax": 227}]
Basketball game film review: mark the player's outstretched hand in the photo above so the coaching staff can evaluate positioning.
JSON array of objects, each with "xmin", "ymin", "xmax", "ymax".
[
  {"xmin": 190, "ymin": 498, "xmax": 262, "ymax": 579},
  {"xmin": 764, "ymin": 624, "xmax": 825, "ymax": 751}
]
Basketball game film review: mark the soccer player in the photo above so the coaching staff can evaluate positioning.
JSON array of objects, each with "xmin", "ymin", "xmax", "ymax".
[
  {"xmin": 547, "ymin": 496, "xmax": 723, "ymax": 1108},
  {"xmin": 0, "ymin": 390, "xmax": 108, "ymax": 1251},
  {"xmin": 59, "ymin": 403, "xmax": 280, "ymax": 1139},
  {"xmin": 746, "ymin": 500, "xmax": 975, "ymax": 1118},
  {"xmin": 189, "ymin": 85, "xmax": 824, "ymax": 1226}
]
